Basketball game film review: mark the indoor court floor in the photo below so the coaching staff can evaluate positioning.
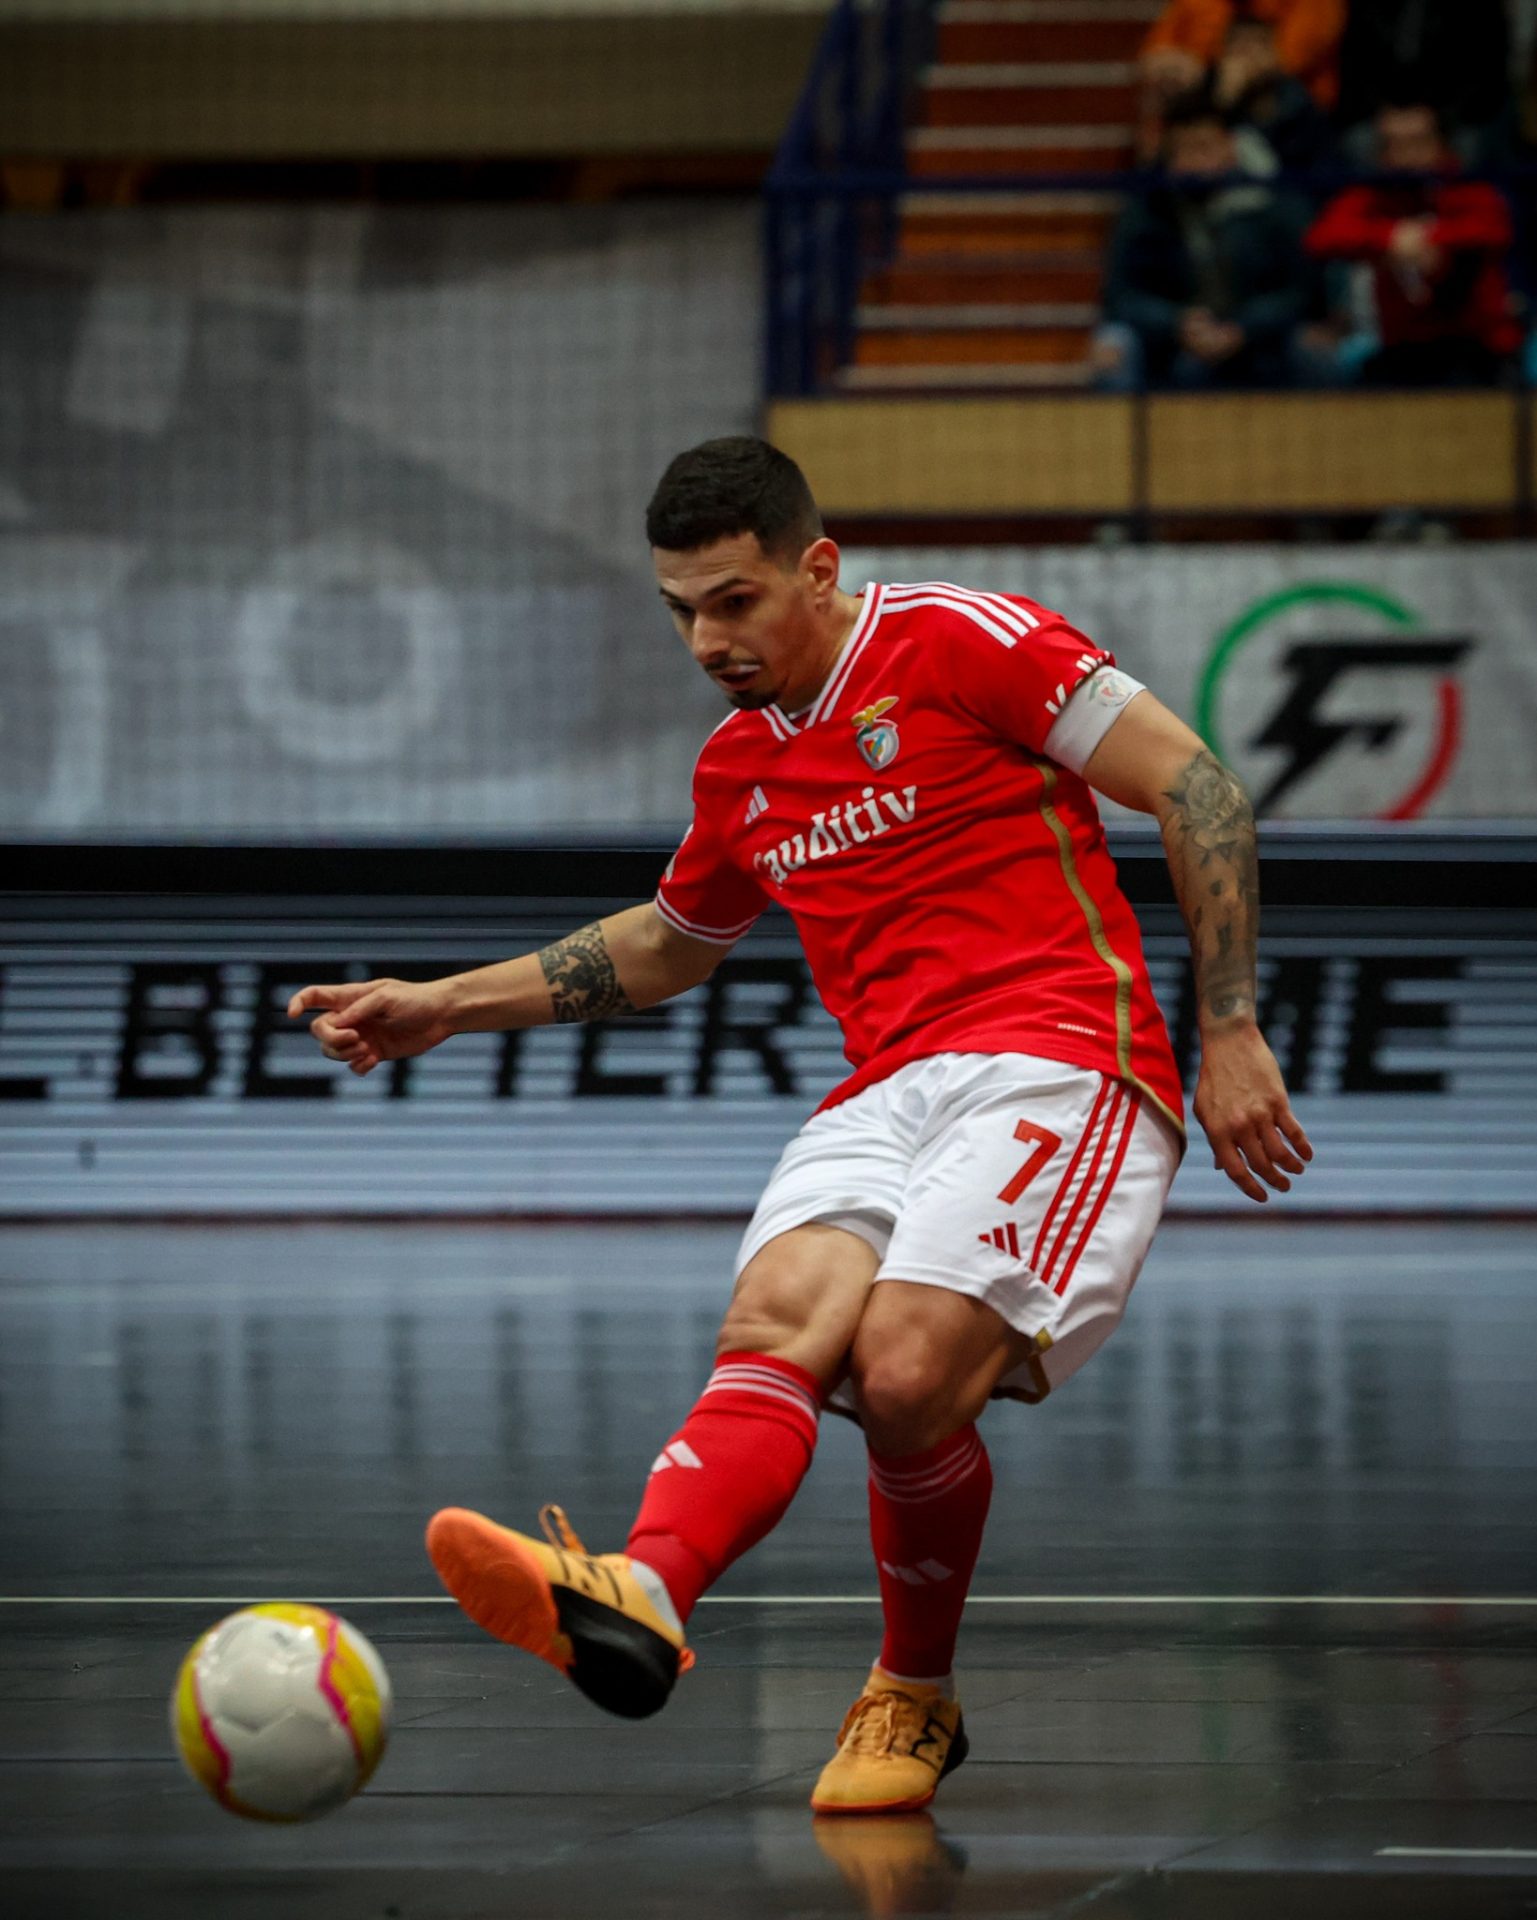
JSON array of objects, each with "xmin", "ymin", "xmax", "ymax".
[{"xmin": 0, "ymin": 1217, "xmax": 1533, "ymax": 1918}]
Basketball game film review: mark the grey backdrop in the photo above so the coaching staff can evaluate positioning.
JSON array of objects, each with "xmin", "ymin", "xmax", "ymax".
[{"xmin": 0, "ymin": 203, "xmax": 757, "ymax": 834}]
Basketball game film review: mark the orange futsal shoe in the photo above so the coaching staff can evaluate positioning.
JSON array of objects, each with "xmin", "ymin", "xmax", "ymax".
[
  {"xmin": 425, "ymin": 1503, "xmax": 692, "ymax": 1720},
  {"xmin": 810, "ymin": 1667, "xmax": 968, "ymax": 1815}
]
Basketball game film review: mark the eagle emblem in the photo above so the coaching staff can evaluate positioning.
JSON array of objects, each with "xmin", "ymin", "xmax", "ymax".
[{"xmin": 852, "ymin": 697, "xmax": 900, "ymax": 772}]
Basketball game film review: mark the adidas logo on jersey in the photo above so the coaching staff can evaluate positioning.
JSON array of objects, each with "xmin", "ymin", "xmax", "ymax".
[
  {"xmin": 752, "ymin": 783, "xmax": 919, "ymax": 888},
  {"xmin": 649, "ymin": 1439, "xmax": 704, "ymax": 1474},
  {"xmin": 745, "ymin": 785, "xmax": 770, "ymax": 825}
]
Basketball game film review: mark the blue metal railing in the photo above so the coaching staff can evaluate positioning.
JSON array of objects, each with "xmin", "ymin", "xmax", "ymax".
[{"xmin": 764, "ymin": 0, "xmax": 937, "ymax": 397}]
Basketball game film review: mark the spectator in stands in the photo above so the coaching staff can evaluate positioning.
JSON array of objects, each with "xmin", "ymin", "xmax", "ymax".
[
  {"xmin": 1336, "ymin": 0, "xmax": 1511, "ymax": 162},
  {"xmin": 1094, "ymin": 92, "xmax": 1315, "ymax": 390},
  {"xmin": 1136, "ymin": 0, "xmax": 1345, "ymax": 158},
  {"xmin": 1214, "ymin": 15, "xmax": 1334, "ymax": 174},
  {"xmin": 1306, "ymin": 101, "xmax": 1520, "ymax": 386}
]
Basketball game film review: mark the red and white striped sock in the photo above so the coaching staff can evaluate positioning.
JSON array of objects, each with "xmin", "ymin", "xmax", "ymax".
[
  {"xmin": 625, "ymin": 1351, "xmax": 821, "ymax": 1623},
  {"xmin": 867, "ymin": 1423, "xmax": 993, "ymax": 1683}
]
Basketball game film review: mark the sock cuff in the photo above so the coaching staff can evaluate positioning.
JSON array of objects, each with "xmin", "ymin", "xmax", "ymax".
[
  {"xmin": 713, "ymin": 1349, "xmax": 821, "ymax": 1397},
  {"xmin": 703, "ymin": 1351, "xmax": 822, "ymax": 1446},
  {"xmin": 868, "ymin": 1423, "xmax": 988, "ymax": 1504}
]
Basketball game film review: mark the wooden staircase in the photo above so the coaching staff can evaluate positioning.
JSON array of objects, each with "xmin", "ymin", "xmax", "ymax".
[{"xmin": 844, "ymin": 0, "xmax": 1156, "ymax": 390}]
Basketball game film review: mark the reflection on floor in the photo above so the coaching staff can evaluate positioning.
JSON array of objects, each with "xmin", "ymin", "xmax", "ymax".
[{"xmin": 0, "ymin": 1221, "xmax": 1533, "ymax": 1917}]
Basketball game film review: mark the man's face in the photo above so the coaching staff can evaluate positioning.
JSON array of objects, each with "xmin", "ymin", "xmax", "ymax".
[
  {"xmin": 1167, "ymin": 120, "xmax": 1236, "ymax": 180},
  {"xmin": 653, "ymin": 531, "xmax": 823, "ymax": 711},
  {"xmin": 1378, "ymin": 107, "xmax": 1443, "ymax": 173}
]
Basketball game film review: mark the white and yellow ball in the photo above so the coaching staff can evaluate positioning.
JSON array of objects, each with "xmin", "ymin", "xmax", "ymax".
[{"xmin": 171, "ymin": 1603, "xmax": 391, "ymax": 1822}]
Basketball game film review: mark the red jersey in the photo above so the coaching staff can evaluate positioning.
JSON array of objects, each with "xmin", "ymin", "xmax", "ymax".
[
  {"xmin": 1306, "ymin": 177, "xmax": 1519, "ymax": 357},
  {"xmin": 655, "ymin": 581, "xmax": 1184, "ymax": 1133}
]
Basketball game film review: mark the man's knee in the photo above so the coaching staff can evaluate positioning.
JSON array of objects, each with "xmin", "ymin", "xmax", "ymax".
[{"xmin": 852, "ymin": 1345, "xmax": 960, "ymax": 1456}]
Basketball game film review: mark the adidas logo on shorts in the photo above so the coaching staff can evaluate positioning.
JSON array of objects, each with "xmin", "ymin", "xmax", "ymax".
[{"xmin": 978, "ymin": 1222, "xmax": 1022, "ymax": 1259}]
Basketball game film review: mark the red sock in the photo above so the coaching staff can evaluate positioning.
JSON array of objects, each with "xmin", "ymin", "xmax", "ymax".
[
  {"xmin": 867, "ymin": 1424, "xmax": 993, "ymax": 1681},
  {"xmin": 625, "ymin": 1351, "xmax": 821, "ymax": 1621}
]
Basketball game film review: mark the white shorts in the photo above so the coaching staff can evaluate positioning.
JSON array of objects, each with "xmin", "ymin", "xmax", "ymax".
[{"xmin": 736, "ymin": 1052, "xmax": 1182, "ymax": 1406}]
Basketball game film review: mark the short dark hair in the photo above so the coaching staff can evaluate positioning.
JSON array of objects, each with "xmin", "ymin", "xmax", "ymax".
[
  {"xmin": 1162, "ymin": 87, "xmax": 1230, "ymax": 138},
  {"xmin": 646, "ymin": 436, "xmax": 822, "ymax": 562}
]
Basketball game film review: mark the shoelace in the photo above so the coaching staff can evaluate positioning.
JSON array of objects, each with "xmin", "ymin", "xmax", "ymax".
[
  {"xmin": 536, "ymin": 1502, "xmax": 696, "ymax": 1673},
  {"xmin": 539, "ymin": 1503, "xmax": 585, "ymax": 1554},
  {"xmin": 839, "ymin": 1690, "xmax": 908, "ymax": 1756}
]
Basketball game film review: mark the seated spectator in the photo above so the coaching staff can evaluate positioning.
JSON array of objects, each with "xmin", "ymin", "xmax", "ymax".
[
  {"xmin": 1337, "ymin": 0, "xmax": 1511, "ymax": 162},
  {"xmin": 1306, "ymin": 101, "xmax": 1520, "ymax": 386},
  {"xmin": 1214, "ymin": 15, "xmax": 1335, "ymax": 175},
  {"xmin": 1136, "ymin": 0, "xmax": 1345, "ymax": 158},
  {"xmin": 1094, "ymin": 92, "xmax": 1315, "ymax": 390}
]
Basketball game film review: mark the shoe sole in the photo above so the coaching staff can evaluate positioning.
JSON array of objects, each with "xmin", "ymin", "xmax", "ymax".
[
  {"xmin": 425, "ymin": 1507, "xmax": 680, "ymax": 1721},
  {"xmin": 425, "ymin": 1508, "xmax": 573, "ymax": 1672},
  {"xmin": 809, "ymin": 1715, "xmax": 970, "ymax": 1816}
]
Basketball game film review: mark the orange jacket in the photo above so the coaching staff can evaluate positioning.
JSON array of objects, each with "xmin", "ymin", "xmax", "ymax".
[{"xmin": 1143, "ymin": 0, "xmax": 1345, "ymax": 106}]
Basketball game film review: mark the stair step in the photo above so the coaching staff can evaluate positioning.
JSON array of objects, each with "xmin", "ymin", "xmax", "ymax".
[
  {"xmin": 924, "ymin": 60, "xmax": 1137, "ymax": 84},
  {"xmin": 912, "ymin": 134, "xmax": 1131, "ymax": 176},
  {"xmin": 942, "ymin": 1, "xmax": 1160, "ymax": 17},
  {"xmin": 864, "ymin": 256, "xmax": 1104, "ymax": 303},
  {"xmin": 937, "ymin": 16, "xmax": 1151, "ymax": 60},
  {"xmin": 910, "ymin": 123, "xmax": 1131, "ymax": 148},
  {"xmin": 903, "ymin": 188, "xmax": 1122, "ymax": 215},
  {"xmin": 838, "ymin": 359, "xmax": 1096, "ymax": 391},
  {"xmin": 922, "ymin": 67, "xmax": 1138, "ymax": 126},
  {"xmin": 858, "ymin": 300, "xmax": 1100, "ymax": 328},
  {"xmin": 900, "ymin": 193, "xmax": 1122, "ymax": 256},
  {"xmin": 854, "ymin": 325, "xmax": 1093, "ymax": 366}
]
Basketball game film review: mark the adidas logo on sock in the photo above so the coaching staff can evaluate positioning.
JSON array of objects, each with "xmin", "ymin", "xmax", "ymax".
[
  {"xmin": 745, "ymin": 785, "xmax": 770, "ymax": 825},
  {"xmin": 649, "ymin": 1438, "xmax": 704, "ymax": 1474},
  {"xmin": 880, "ymin": 1559, "xmax": 954, "ymax": 1586},
  {"xmin": 978, "ymin": 1221, "xmax": 1021, "ymax": 1258}
]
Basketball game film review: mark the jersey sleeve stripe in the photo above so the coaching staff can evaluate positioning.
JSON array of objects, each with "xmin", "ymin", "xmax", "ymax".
[
  {"xmin": 885, "ymin": 582, "xmax": 1038, "ymax": 635},
  {"xmin": 653, "ymin": 890, "xmax": 761, "ymax": 945},
  {"xmin": 876, "ymin": 591, "xmax": 1020, "ymax": 650}
]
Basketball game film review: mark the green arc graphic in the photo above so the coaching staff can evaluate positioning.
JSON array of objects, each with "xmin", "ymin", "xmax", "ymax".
[{"xmin": 1195, "ymin": 581, "xmax": 1418, "ymax": 760}]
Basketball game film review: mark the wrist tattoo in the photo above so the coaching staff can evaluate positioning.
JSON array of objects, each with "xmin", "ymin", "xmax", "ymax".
[
  {"xmin": 538, "ymin": 923, "xmax": 634, "ymax": 1024},
  {"xmin": 1162, "ymin": 748, "xmax": 1260, "ymax": 1023}
]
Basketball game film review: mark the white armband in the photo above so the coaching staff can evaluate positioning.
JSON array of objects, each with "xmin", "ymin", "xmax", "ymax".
[{"xmin": 1043, "ymin": 667, "xmax": 1147, "ymax": 775}]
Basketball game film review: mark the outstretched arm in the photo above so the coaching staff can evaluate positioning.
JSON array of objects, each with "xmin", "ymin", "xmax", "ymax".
[
  {"xmin": 1079, "ymin": 690, "xmax": 1314, "ymax": 1201},
  {"xmin": 288, "ymin": 902, "xmax": 726, "ymax": 1076}
]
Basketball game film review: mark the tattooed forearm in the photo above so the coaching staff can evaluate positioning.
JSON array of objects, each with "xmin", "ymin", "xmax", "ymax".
[
  {"xmin": 1159, "ymin": 748, "xmax": 1260, "ymax": 1028},
  {"xmin": 537, "ymin": 922, "xmax": 635, "ymax": 1025}
]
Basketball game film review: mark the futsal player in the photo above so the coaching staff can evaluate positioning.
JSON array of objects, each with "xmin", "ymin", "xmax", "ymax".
[{"xmin": 290, "ymin": 437, "xmax": 1311, "ymax": 1815}]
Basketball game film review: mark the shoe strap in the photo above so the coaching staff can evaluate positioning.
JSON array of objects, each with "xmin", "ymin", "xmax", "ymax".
[{"xmin": 538, "ymin": 1503, "xmax": 587, "ymax": 1555}]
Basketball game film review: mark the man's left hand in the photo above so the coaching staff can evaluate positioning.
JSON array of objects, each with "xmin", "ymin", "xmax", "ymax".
[{"xmin": 1194, "ymin": 1023, "xmax": 1313, "ymax": 1203}]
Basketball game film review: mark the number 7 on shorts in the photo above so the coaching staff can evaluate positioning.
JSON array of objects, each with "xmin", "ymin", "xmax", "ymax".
[{"xmin": 997, "ymin": 1119, "xmax": 1062, "ymax": 1205}]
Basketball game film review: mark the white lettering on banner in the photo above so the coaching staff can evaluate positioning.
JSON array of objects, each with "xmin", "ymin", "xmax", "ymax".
[{"xmin": 754, "ymin": 784, "xmax": 920, "ymax": 887}]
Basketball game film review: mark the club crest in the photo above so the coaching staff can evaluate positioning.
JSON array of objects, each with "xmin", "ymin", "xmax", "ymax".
[{"xmin": 853, "ymin": 697, "xmax": 900, "ymax": 772}]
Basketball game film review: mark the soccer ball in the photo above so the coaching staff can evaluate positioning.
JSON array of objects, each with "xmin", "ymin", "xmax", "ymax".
[{"xmin": 171, "ymin": 1603, "xmax": 392, "ymax": 1821}]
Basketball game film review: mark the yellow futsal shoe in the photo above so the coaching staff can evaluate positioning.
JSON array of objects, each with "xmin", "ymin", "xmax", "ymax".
[
  {"xmin": 425, "ymin": 1503, "xmax": 692, "ymax": 1719},
  {"xmin": 810, "ymin": 1667, "xmax": 969, "ymax": 1815}
]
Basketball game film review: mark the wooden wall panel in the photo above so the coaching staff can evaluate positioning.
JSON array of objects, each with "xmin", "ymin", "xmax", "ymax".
[
  {"xmin": 0, "ymin": 12, "xmax": 823, "ymax": 157},
  {"xmin": 1146, "ymin": 393, "xmax": 1517, "ymax": 512},
  {"xmin": 766, "ymin": 397, "xmax": 1137, "ymax": 514}
]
